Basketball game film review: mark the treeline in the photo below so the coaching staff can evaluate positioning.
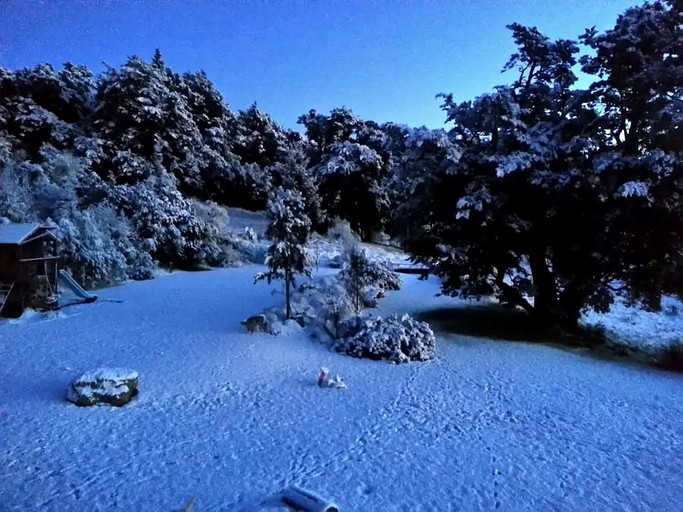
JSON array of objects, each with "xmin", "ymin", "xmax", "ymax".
[{"xmin": 0, "ymin": 0, "xmax": 680, "ymax": 327}]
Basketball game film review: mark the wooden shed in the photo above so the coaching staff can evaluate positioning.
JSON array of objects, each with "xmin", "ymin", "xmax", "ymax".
[{"xmin": 0, "ymin": 223, "xmax": 60, "ymax": 317}]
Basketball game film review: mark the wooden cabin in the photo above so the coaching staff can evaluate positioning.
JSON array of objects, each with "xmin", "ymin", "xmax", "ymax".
[{"xmin": 0, "ymin": 223, "xmax": 60, "ymax": 317}]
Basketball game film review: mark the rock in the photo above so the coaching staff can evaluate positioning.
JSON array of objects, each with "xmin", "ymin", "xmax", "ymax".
[{"xmin": 66, "ymin": 368, "xmax": 139, "ymax": 407}]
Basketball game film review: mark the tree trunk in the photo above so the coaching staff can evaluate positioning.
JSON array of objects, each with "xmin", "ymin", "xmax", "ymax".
[
  {"xmin": 556, "ymin": 284, "xmax": 589, "ymax": 332},
  {"xmin": 498, "ymin": 254, "xmax": 585, "ymax": 332},
  {"xmin": 528, "ymin": 248, "xmax": 559, "ymax": 326},
  {"xmin": 285, "ymin": 268, "xmax": 291, "ymax": 320}
]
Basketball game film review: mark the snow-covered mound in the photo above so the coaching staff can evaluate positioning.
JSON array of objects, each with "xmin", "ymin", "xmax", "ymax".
[{"xmin": 335, "ymin": 313, "xmax": 436, "ymax": 363}]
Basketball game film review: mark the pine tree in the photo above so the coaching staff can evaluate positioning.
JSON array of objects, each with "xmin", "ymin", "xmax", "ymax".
[
  {"xmin": 256, "ymin": 187, "xmax": 312, "ymax": 320},
  {"xmin": 299, "ymin": 107, "xmax": 391, "ymax": 239},
  {"xmin": 342, "ymin": 246, "xmax": 372, "ymax": 313}
]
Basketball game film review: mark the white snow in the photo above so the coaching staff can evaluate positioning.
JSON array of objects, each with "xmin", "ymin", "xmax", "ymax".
[
  {"xmin": 76, "ymin": 368, "xmax": 139, "ymax": 383},
  {"xmin": 308, "ymin": 235, "xmax": 412, "ymax": 269},
  {"xmin": 0, "ymin": 265, "xmax": 681, "ymax": 511},
  {"xmin": 581, "ymin": 295, "xmax": 682, "ymax": 351},
  {"xmin": 0, "ymin": 222, "xmax": 42, "ymax": 244}
]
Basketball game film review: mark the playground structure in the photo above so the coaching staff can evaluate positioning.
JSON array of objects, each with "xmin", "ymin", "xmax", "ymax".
[{"xmin": 0, "ymin": 223, "xmax": 96, "ymax": 317}]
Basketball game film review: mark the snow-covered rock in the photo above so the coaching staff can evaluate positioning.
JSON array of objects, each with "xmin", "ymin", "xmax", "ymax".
[
  {"xmin": 335, "ymin": 313, "xmax": 436, "ymax": 363},
  {"xmin": 66, "ymin": 368, "xmax": 139, "ymax": 407}
]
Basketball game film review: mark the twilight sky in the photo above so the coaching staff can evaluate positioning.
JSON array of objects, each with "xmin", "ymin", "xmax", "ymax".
[{"xmin": 0, "ymin": 0, "xmax": 639, "ymax": 129}]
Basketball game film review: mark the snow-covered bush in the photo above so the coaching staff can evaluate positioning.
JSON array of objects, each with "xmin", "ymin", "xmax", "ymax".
[
  {"xmin": 112, "ymin": 177, "xmax": 224, "ymax": 270},
  {"xmin": 222, "ymin": 226, "xmax": 271, "ymax": 266},
  {"xmin": 56, "ymin": 205, "xmax": 156, "ymax": 288},
  {"xmin": 187, "ymin": 198, "xmax": 234, "ymax": 267},
  {"xmin": 0, "ymin": 153, "xmax": 36, "ymax": 223},
  {"xmin": 334, "ymin": 313, "xmax": 436, "ymax": 363},
  {"xmin": 327, "ymin": 219, "xmax": 361, "ymax": 249},
  {"xmin": 363, "ymin": 258, "xmax": 402, "ymax": 291},
  {"xmin": 581, "ymin": 295, "xmax": 683, "ymax": 352},
  {"xmin": 290, "ymin": 276, "xmax": 355, "ymax": 339}
]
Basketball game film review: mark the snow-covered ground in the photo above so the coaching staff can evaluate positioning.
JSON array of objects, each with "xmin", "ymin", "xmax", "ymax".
[
  {"xmin": 307, "ymin": 235, "xmax": 412, "ymax": 269},
  {"xmin": 581, "ymin": 295, "xmax": 682, "ymax": 352},
  {"xmin": 0, "ymin": 266, "xmax": 681, "ymax": 511},
  {"xmin": 226, "ymin": 208, "xmax": 270, "ymax": 235}
]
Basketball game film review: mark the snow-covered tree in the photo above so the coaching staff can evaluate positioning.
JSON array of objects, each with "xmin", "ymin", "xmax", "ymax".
[
  {"xmin": 580, "ymin": 0, "xmax": 683, "ymax": 302},
  {"xmin": 266, "ymin": 148, "xmax": 323, "ymax": 228},
  {"xmin": 93, "ymin": 53, "xmax": 204, "ymax": 189},
  {"xmin": 0, "ymin": 142, "xmax": 35, "ymax": 222},
  {"xmin": 339, "ymin": 246, "xmax": 402, "ymax": 312},
  {"xmin": 299, "ymin": 108, "xmax": 392, "ymax": 238},
  {"xmin": 298, "ymin": 107, "xmax": 363, "ymax": 158},
  {"xmin": 232, "ymin": 103, "xmax": 303, "ymax": 168},
  {"xmin": 386, "ymin": 126, "xmax": 461, "ymax": 240},
  {"xmin": 312, "ymin": 141, "xmax": 388, "ymax": 239},
  {"xmin": 580, "ymin": 1, "xmax": 681, "ymax": 155},
  {"xmin": 0, "ymin": 66, "xmax": 84, "ymax": 158},
  {"xmin": 340, "ymin": 246, "xmax": 372, "ymax": 313},
  {"xmin": 404, "ymin": 7, "xmax": 681, "ymax": 329},
  {"xmin": 256, "ymin": 187, "xmax": 312, "ymax": 319}
]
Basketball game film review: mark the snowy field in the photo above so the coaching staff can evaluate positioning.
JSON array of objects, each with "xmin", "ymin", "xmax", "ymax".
[{"xmin": 0, "ymin": 266, "xmax": 681, "ymax": 511}]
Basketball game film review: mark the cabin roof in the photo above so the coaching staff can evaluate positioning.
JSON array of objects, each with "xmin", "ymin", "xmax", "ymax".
[{"xmin": 0, "ymin": 223, "xmax": 57, "ymax": 245}]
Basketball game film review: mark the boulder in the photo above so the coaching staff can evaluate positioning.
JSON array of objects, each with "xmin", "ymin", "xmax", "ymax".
[{"xmin": 66, "ymin": 368, "xmax": 139, "ymax": 407}]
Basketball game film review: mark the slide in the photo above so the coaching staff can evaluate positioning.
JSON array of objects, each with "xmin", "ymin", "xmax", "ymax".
[{"xmin": 59, "ymin": 270, "xmax": 97, "ymax": 303}]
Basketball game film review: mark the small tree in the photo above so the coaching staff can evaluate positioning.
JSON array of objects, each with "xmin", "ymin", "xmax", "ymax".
[
  {"xmin": 256, "ymin": 187, "xmax": 311, "ymax": 319},
  {"xmin": 342, "ymin": 246, "xmax": 372, "ymax": 313}
]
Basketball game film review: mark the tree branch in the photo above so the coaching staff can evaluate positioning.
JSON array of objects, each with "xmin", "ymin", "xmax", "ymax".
[
  {"xmin": 499, "ymin": 282, "xmax": 535, "ymax": 315},
  {"xmin": 495, "ymin": 267, "xmax": 534, "ymax": 315}
]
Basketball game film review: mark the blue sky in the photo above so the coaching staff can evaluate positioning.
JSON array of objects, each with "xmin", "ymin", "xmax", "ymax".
[{"xmin": 1, "ymin": 0, "xmax": 639, "ymax": 129}]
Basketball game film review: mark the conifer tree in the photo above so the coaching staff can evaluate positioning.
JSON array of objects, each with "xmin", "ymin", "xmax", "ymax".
[{"xmin": 256, "ymin": 187, "xmax": 312, "ymax": 319}]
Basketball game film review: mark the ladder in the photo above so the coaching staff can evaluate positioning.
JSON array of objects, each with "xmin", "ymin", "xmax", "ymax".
[{"xmin": 0, "ymin": 282, "xmax": 15, "ymax": 316}]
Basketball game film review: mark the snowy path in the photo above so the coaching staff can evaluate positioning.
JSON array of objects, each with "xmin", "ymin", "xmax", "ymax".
[{"xmin": 0, "ymin": 267, "xmax": 681, "ymax": 511}]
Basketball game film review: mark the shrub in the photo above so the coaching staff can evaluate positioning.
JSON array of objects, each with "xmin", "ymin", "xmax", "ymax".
[
  {"xmin": 334, "ymin": 313, "xmax": 436, "ymax": 363},
  {"xmin": 56, "ymin": 205, "xmax": 157, "ymax": 288},
  {"xmin": 290, "ymin": 276, "xmax": 355, "ymax": 338},
  {"xmin": 364, "ymin": 258, "xmax": 402, "ymax": 291}
]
